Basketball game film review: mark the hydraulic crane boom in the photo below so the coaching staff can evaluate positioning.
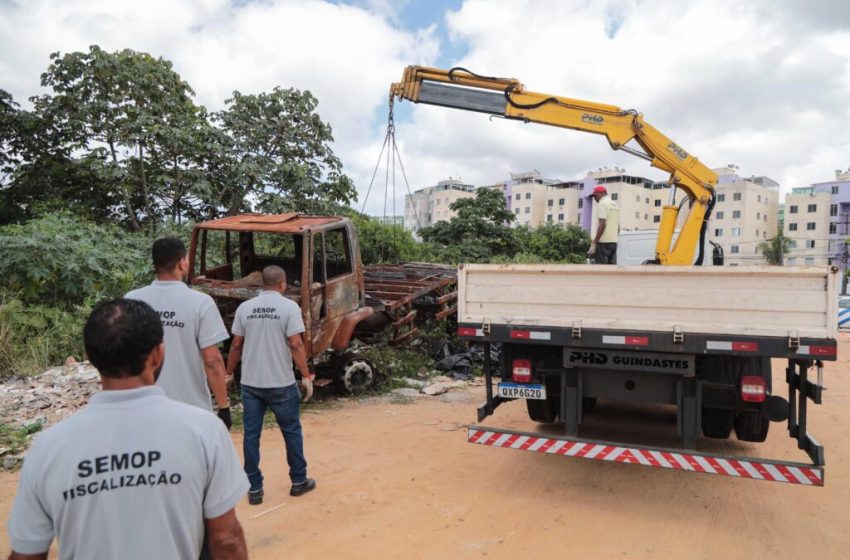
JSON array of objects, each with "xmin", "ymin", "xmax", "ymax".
[{"xmin": 390, "ymin": 66, "xmax": 718, "ymax": 265}]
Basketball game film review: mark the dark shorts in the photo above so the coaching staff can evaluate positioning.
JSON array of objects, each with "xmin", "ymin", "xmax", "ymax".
[{"xmin": 593, "ymin": 242, "xmax": 617, "ymax": 265}]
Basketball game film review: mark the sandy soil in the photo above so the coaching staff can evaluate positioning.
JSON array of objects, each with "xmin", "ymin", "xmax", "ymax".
[{"xmin": 2, "ymin": 336, "xmax": 850, "ymax": 559}]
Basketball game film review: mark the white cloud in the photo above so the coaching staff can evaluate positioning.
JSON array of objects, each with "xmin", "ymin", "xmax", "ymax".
[
  {"xmin": 395, "ymin": 0, "xmax": 850, "ymax": 207},
  {"xmin": 1, "ymin": 0, "xmax": 850, "ymax": 215},
  {"xmin": 0, "ymin": 0, "xmax": 439, "ymax": 213}
]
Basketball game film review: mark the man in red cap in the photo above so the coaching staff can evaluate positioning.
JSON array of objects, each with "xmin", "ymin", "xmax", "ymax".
[{"xmin": 587, "ymin": 185, "xmax": 620, "ymax": 264}]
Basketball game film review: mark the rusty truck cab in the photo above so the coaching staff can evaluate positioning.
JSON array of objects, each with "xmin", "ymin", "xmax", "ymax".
[{"xmin": 188, "ymin": 213, "xmax": 365, "ymax": 357}]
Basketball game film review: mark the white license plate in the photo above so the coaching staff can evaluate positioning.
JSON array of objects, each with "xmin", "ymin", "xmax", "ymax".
[{"xmin": 497, "ymin": 383, "xmax": 547, "ymax": 400}]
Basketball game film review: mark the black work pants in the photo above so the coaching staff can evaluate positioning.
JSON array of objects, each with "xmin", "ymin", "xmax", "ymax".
[{"xmin": 593, "ymin": 242, "xmax": 617, "ymax": 264}]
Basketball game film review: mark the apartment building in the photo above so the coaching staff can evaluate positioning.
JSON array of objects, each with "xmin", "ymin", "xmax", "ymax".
[
  {"xmin": 403, "ymin": 178, "xmax": 475, "ymax": 232},
  {"xmin": 498, "ymin": 171, "xmax": 560, "ymax": 227},
  {"xmin": 577, "ymin": 168, "xmax": 668, "ymax": 235},
  {"xmin": 782, "ymin": 188, "xmax": 831, "ymax": 266},
  {"xmin": 706, "ymin": 166, "xmax": 780, "ymax": 265},
  {"xmin": 783, "ymin": 169, "xmax": 850, "ymax": 272},
  {"xmin": 544, "ymin": 182, "xmax": 583, "ymax": 226}
]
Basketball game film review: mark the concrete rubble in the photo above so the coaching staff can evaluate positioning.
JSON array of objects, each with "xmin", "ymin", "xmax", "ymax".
[{"xmin": 0, "ymin": 358, "xmax": 101, "ymax": 469}]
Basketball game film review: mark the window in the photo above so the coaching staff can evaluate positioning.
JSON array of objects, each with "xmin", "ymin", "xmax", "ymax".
[
  {"xmin": 832, "ymin": 186, "xmax": 839, "ymax": 195},
  {"xmin": 732, "ymin": 210, "xmax": 741, "ymax": 219},
  {"xmin": 831, "ymin": 204, "xmax": 838, "ymax": 217},
  {"xmin": 547, "ymin": 215, "xmax": 553, "ymax": 222},
  {"xmin": 515, "ymin": 208, "xmax": 520, "ymax": 215},
  {"xmin": 789, "ymin": 222, "xmax": 798, "ymax": 231},
  {"xmin": 731, "ymin": 227, "xmax": 741, "ymax": 237},
  {"xmin": 731, "ymin": 245, "xmax": 740, "ymax": 254},
  {"xmin": 515, "ymin": 193, "xmax": 520, "ymax": 200},
  {"xmin": 714, "ymin": 228, "xmax": 723, "ymax": 236},
  {"xmin": 764, "ymin": 215, "xmax": 767, "ymax": 222},
  {"xmin": 807, "ymin": 222, "xmax": 816, "ymax": 231},
  {"xmin": 635, "ymin": 212, "xmax": 640, "ymax": 218},
  {"xmin": 645, "ymin": 197, "xmax": 650, "ymax": 204},
  {"xmin": 525, "ymin": 193, "xmax": 531, "ymax": 200},
  {"xmin": 611, "ymin": 193, "xmax": 618, "ymax": 201},
  {"xmin": 653, "ymin": 215, "xmax": 661, "ymax": 223},
  {"xmin": 547, "ymin": 200, "xmax": 553, "ymax": 207},
  {"xmin": 559, "ymin": 198, "xmax": 566, "ymax": 206},
  {"xmin": 654, "ymin": 199, "xmax": 661, "ymax": 207},
  {"xmin": 788, "ymin": 257, "xmax": 796, "ymax": 265},
  {"xmin": 830, "ymin": 222, "xmax": 838, "ymax": 234},
  {"xmin": 808, "ymin": 204, "xmax": 817, "ymax": 212},
  {"xmin": 758, "ymin": 194, "xmax": 762, "ymax": 202},
  {"xmin": 806, "ymin": 240, "xmax": 816, "ymax": 249},
  {"xmin": 322, "ymin": 228, "xmax": 353, "ymax": 281},
  {"xmin": 718, "ymin": 194, "xmax": 726, "ymax": 202},
  {"xmin": 558, "ymin": 213, "xmax": 564, "ymax": 221},
  {"xmin": 577, "ymin": 199, "xmax": 583, "ymax": 209},
  {"xmin": 805, "ymin": 257, "xmax": 814, "ymax": 266},
  {"xmin": 733, "ymin": 193, "xmax": 742, "ymax": 201},
  {"xmin": 757, "ymin": 212, "xmax": 760, "ymax": 220},
  {"xmin": 644, "ymin": 214, "xmax": 648, "ymax": 220},
  {"xmin": 755, "ymin": 229, "xmax": 759, "ymax": 237},
  {"xmin": 789, "ymin": 205, "xmax": 798, "ymax": 214},
  {"xmin": 524, "ymin": 207, "xmax": 530, "ymax": 214},
  {"xmin": 716, "ymin": 211, "xmax": 724, "ymax": 219},
  {"xmin": 636, "ymin": 195, "xmax": 640, "ymax": 202}
]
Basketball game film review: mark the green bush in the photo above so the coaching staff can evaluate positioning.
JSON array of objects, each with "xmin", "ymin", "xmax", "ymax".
[
  {"xmin": 0, "ymin": 296, "xmax": 89, "ymax": 378},
  {"xmin": 0, "ymin": 213, "xmax": 192, "ymax": 307},
  {"xmin": 0, "ymin": 214, "xmax": 150, "ymax": 306}
]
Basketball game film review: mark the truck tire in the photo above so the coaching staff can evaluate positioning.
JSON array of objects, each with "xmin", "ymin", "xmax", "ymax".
[
  {"xmin": 734, "ymin": 410, "xmax": 770, "ymax": 442},
  {"xmin": 333, "ymin": 353, "xmax": 378, "ymax": 396},
  {"xmin": 701, "ymin": 408, "xmax": 734, "ymax": 439},
  {"xmin": 526, "ymin": 398, "xmax": 558, "ymax": 424}
]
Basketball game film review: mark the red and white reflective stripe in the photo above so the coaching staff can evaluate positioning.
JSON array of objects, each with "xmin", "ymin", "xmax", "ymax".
[
  {"xmin": 468, "ymin": 428, "xmax": 823, "ymax": 486},
  {"xmin": 602, "ymin": 335, "xmax": 649, "ymax": 346},
  {"xmin": 457, "ymin": 327, "xmax": 485, "ymax": 337},
  {"xmin": 796, "ymin": 345, "xmax": 837, "ymax": 357},
  {"xmin": 510, "ymin": 330, "xmax": 552, "ymax": 341},
  {"xmin": 706, "ymin": 341, "xmax": 759, "ymax": 352}
]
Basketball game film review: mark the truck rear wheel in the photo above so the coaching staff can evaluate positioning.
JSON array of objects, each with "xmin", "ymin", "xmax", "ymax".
[
  {"xmin": 526, "ymin": 398, "xmax": 558, "ymax": 424},
  {"xmin": 734, "ymin": 410, "xmax": 770, "ymax": 442},
  {"xmin": 333, "ymin": 353, "xmax": 377, "ymax": 396},
  {"xmin": 701, "ymin": 408, "xmax": 734, "ymax": 439}
]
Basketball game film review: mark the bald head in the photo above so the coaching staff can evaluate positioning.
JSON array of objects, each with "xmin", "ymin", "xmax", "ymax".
[{"xmin": 262, "ymin": 265, "xmax": 286, "ymax": 289}]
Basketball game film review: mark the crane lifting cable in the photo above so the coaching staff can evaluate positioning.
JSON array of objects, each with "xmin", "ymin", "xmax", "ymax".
[{"xmin": 360, "ymin": 97, "xmax": 422, "ymax": 261}]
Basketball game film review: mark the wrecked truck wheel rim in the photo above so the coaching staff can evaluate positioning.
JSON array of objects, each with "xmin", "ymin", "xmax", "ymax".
[{"xmin": 341, "ymin": 359, "xmax": 375, "ymax": 393}]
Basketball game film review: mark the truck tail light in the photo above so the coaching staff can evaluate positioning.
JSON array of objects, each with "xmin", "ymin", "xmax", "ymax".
[
  {"xmin": 741, "ymin": 376, "xmax": 767, "ymax": 403},
  {"xmin": 512, "ymin": 359, "xmax": 532, "ymax": 383}
]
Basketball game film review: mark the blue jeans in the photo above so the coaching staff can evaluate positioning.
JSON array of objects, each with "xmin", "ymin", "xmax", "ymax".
[{"xmin": 241, "ymin": 383, "xmax": 307, "ymax": 491}]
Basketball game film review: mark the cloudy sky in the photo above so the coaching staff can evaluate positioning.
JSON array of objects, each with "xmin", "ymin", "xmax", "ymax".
[{"xmin": 2, "ymin": 0, "xmax": 849, "ymax": 215}]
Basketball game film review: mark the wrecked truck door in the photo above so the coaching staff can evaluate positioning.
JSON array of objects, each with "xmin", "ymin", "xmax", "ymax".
[{"xmin": 307, "ymin": 226, "xmax": 361, "ymax": 356}]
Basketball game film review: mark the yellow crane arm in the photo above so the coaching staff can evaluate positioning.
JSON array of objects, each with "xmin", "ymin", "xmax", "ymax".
[{"xmin": 390, "ymin": 66, "xmax": 719, "ymax": 265}]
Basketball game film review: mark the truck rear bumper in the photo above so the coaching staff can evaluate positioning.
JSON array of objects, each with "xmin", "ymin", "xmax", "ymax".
[{"xmin": 468, "ymin": 425, "xmax": 824, "ymax": 486}]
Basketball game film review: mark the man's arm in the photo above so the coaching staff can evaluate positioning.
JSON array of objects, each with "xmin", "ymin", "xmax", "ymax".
[
  {"xmin": 205, "ymin": 509, "xmax": 247, "ymax": 560},
  {"xmin": 8, "ymin": 552, "xmax": 48, "ymax": 560},
  {"xmin": 202, "ymin": 345, "xmax": 230, "ymax": 409},
  {"xmin": 593, "ymin": 218, "xmax": 607, "ymax": 243},
  {"xmin": 225, "ymin": 335, "xmax": 244, "ymax": 380},
  {"xmin": 287, "ymin": 333, "xmax": 314, "ymax": 381}
]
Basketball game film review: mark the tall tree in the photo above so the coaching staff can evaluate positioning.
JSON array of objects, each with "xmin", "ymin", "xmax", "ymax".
[
  {"xmin": 757, "ymin": 226, "xmax": 793, "ymax": 265},
  {"xmin": 33, "ymin": 46, "xmax": 200, "ymax": 229},
  {"xmin": 419, "ymin": 188, "xmax": 517, "ymax": 262},
  {"xmin": 211, "ymin": 87, "xmax": 356, "ymax": 215}
]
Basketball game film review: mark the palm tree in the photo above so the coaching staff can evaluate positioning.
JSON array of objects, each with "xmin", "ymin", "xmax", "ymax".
[{"xmin": 756, "ymin": 226, "xmax": 793, "ymax": 265}]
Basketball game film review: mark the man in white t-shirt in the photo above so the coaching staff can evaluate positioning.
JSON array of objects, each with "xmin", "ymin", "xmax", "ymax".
[
  {"xmin": 587, "ymin": 185, "xmax": 621, "ymax": 264},
  {"xmin": 126, "ymin": 237, "xmax": 232, "ymax": 428},
  {"xmin": 226, "ymin": 265, "xmax": 316, "ymax": 505},
  {"xmin": 6, "ymin": 299, "xmax": 249, "ymax": 560}
]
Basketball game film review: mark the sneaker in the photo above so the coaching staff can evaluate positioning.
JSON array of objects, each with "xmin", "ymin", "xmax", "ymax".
[
  {"xmin": 248, "ymin": 489, "xmax": 264, "ymax": 505},
  {"xmin": 290, "ymin": 478, "xmax": 316, "ymax": 497}
]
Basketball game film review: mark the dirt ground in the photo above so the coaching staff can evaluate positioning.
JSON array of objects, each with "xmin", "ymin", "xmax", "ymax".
[{"xmin": 3, "ymin": 336, "xmax": 850, "ymax": 559}]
